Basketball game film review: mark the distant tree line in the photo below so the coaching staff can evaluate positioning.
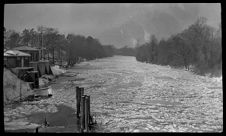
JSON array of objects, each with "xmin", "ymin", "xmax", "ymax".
[
  {"xmin": 135, "ymin": 17, "xmax": 222, "ymax": 77},
  {"xmin": 114, "ymin": 46, "xmax": 136, "ymax": 56},
  {"xmin": 4, "ymin": 26, "xmax": 115, "ymax": 66},
  {"xmin": 4, "ymin": 17, "xmax": 221, "ymax": 76},
  {"xmin": 66, "ymin": 34, "xmax": 115, "ymax": 66}
]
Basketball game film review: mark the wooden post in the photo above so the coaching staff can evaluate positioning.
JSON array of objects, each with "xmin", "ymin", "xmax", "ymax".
[
  {"xmin": 80, "ymin": 95, "xmax": 86, "ymax": 132},
  {"xmin": 80, "ymin": 87, "xmax": 84, "ymax": 118},
  {"xmin": 21, "ymin": 57, "xmax": 24, "ymax": 67},
  {"xmin": 76, "ymin": 87, "xmax": 81, "ymax": 118},
  {"xmin": 86, "ymin": 96, "xmax": 90, "ymax": 125},
  {"xmin": 80, "ymin": 87, "xmax": 84, "ymax": 96},
  {"xmin": 85, "ymin": 96, "xmax": 90, "ymax": 132}
]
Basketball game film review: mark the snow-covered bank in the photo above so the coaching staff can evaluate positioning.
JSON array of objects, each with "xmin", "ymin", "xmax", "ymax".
[
  {"xmin": 3, "ymin": 64, "xmax": 67, "ymax": 104},
  {"xmin": 50, "ymin": 65, "xmax": 66, "ymax": 76},
  {"xmin": 39, "ymin": 65, "xmax": 67, "ymax": 87},
  {"xmin": 3, "ymin": 68, "xmax": 33, "ymax": 104},
  {"xmin": 4, "ymin": 56, "xmax": 222, "ymax": 132}
]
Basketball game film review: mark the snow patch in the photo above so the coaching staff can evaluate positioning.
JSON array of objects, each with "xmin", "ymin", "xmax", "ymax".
[{"xmin": 51, "ymin": 65, "xmax": 66, "ymax": 76}]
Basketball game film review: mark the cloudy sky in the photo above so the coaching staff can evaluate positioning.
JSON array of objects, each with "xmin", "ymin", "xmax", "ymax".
[{"xmin": 4, "ymin": 3, "xmax": 221, "ymax": 48}]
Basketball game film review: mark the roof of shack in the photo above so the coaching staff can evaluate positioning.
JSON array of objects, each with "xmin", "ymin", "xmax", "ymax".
[
  {"xmin": 4, "ymin": 50, "xmax": 31, "ymax": 57},
  {"xmin": 13, "ymin": 46, "xmax": 39, "ymax": 51}
]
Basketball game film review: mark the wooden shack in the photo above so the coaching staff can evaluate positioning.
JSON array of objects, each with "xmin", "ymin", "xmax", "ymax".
[
  {"xmin": 13, "ymin": 46, "xmax": 52, "ymax": 77},
  {"xmin": 4, "ymin": 50, "xmax": 31, "ymax": 68},
  {"xmin": 13, "ymin": 46, "xmax": 40, "ymax": 62}
]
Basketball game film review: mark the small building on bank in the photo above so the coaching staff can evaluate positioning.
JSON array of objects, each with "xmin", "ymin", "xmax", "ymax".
[
  {"xmin": 4, "ymin": 50, "xmax": 31, "ymax": 68},
  {"xmin": 12, "ymin": 46, "xmax": 40, "ymax": 62},
  {"xmin": 11, "ymin": 45, "xmax": 53, "ymax": 77}
]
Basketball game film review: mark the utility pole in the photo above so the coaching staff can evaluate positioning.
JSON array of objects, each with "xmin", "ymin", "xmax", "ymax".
[
  {"xmin": 39, "ymin": 29, "xmax": 42, "ymax": 60},
  {"xmin": 39, "ymin": 26, "xmax": 44, "ymax": 61},
  {"xmin": 41, "ymin": 27, "xmax": 44, "ymax": 61}
]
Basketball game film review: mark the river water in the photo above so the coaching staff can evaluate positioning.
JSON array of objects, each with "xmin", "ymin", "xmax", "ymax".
[{"xmin": 4, "ymin": 56, "xmax": 223, "ymax": 132}]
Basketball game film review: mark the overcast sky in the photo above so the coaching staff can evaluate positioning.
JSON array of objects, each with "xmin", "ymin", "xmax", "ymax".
[{"xmin": 4, "ymin": 3, "xmax": 221, "ymax": 48}]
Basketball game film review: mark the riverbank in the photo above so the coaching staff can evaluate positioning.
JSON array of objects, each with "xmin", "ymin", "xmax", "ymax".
[
  {"xmin": 3, "ymin": 65, "xmax": 67, "ymax": 105},
  {"xmin": 5, "ymin": 104, "xmax": 81, "ymax": 133},
  {"xmin": 4, "ymin": 56, "xmax": 223, "ymax": 132},
  {"xmin": 4, "ymin": 64, "xmax": 100, "ymax": 132}
]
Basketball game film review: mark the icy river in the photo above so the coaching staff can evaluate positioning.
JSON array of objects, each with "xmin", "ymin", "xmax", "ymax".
[{"xmin": 4, "ymin": 56, "xmax": 223, "ymax": 132}]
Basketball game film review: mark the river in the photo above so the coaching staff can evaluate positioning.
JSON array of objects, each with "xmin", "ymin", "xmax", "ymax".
[{"xmin": 4, "ymin": 56, "xmax": 223, "ymax": 132}]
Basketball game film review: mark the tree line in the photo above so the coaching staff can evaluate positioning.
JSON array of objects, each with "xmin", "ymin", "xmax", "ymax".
[
  {"xmin": 135, "ymin": 17, "xmax": 222, "ymax": 77},
  {"xmin": 4, "ymin": 26, "xmax": 115, "ymax": 66},
  {"xmin": 114, "ymin": 46, "xmax": 136, "ymax": 56},
  {"xmin": 4, "ymin": 17, "xmax": 221, "ymax": 76}
]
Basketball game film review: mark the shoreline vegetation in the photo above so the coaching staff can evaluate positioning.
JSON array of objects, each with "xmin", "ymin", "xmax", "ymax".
[
  {"xmin": 136, "ymin": 17, "xmax": 221, "ymax": 77},
  {"xmin": 114, "ymin": 18, "xmax": 221, "ymax": 77},
  {"xmin": 4, "ymin": 17, "xmax": 221, "ymax": 77}
]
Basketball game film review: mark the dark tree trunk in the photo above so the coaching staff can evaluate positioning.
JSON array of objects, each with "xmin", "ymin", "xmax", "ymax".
[
  {"xmin": 48, "ymin": 50, "xmax": 49, "ymax": 60},
  {"xmin": 59, "ymin": 48, "xmax": 60, "ymax": 63},
  {"xmin": 67, "ymin": 58, "xmax": 70, "ymax": 67},
  {"xmin": 52, "ymin": 48, "xmax": 55, "ymax": 65},
  {"xmin": 60, "ymin": 48, "xmax": 62, "ymax": 66},
  {"xmin": 183, "ymin": 57, "xmax": 188, "ymax": 70}
]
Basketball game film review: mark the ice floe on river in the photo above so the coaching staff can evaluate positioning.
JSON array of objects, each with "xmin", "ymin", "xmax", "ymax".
[{"xmin": 4, "ymin": 56, "xmax": 222, "ymax": 132}]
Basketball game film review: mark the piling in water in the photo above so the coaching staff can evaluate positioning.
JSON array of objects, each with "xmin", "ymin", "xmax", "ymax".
[
  {"xmin": 80, "ymin": 88, "xmax": 84, "ymax": 96},
  {"xmin": 76, "ymin": 87, "xmax": 84, "ymax": 118},
  {"xmin": 76, "ymin": 87, "xmax": 81, "ymax": 118},
  {"xmin": 80, "ymin": 95, "xmax": 86, "ymax": 132},
  {"xmin": 76, "ymin": 87, "xmax": 91, "ymax": 132},
  {"xmin": 80, "ymin": 88, "xmax": 84, "ymax": 117},
  {"xmin": 85, "ymin": 95, "xmax": 90, "ymax": 132}
]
